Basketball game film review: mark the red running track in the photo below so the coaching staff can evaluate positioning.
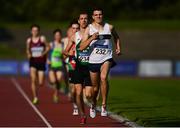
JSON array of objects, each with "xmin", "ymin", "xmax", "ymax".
[{"xmin": 0, "ymin": 77, "xmax": 126, "ymax": 127}]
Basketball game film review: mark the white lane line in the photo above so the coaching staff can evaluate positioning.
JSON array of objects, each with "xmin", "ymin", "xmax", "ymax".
[{"xmin": 11, "ymin": 78, "xmax": 52, "ymax": 128}]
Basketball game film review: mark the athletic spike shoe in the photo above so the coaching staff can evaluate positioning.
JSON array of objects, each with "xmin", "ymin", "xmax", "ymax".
[
  {"xmin": 32, "ymin": 97, "xmax": 38, "ymax": 105},
  {"xmin": 101, "ymin": 105, "xmax": 108, "ymax": 116},
  {"xmin": 72, "ymin": 108, "xmax": 79, "ymax": 116},
  {"xmin": 80, "ymin": 116, "xmax": 87, "ymax": 124},
  {"xmin": 53, "ymin": 95, "xmax": 59, "ymax": 103},
  {"xmin": 90, "ymin": 104, "xmax": 96, "ymax": 118}
]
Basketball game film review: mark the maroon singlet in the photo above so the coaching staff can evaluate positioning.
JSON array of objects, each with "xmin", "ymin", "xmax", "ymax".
[{"xmin": 29, "ymin": 37, "xmax": 46, "ymax": 63}]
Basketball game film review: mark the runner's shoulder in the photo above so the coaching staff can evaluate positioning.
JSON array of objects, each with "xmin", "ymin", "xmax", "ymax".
[
  {"xmin": 72, "ymin": 32, "xmax": 79, "ymax": 42},
  {"xmin": 106, "ymin": 23, "xmax": 114, "ymax": 31},
  {"xmin": 84, "ymin": 26, "xmax": 90, "ymax": 36},
  {"xmin": 62, "ymin": 37, "xmax": 68, "ymax": 43},
  {"xmin": 26, "ymin": 37, "xmax": 31, "ymax": 44},
  {"xmin": 40, "ymin": 35, "xmax": 46, "ymax": 42},
  {"xmin": 85, "ymin": 25, "xmax": 90, "ymax": 31},
  {"xmin": 49, "ymin": 41, "xmax": 53, "ymax": 48}
]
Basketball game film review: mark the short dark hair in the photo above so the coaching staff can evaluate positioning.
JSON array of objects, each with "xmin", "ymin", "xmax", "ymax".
[
  {"xmin": 30, "ymin": 24, "xmax": 40, "ymax": 31},
  {"xmin": 78, "ymin": 11, "xmax": 88, "ymax": 19},
  {"xmin": 68, "ymin": 19, "xmax": 79, "ymax": 28},
  {"xmin": 92, "ymin": 7, "xmax": 103, "ymax": 14},
  {"xmin": 53, "ymin": 28, "xmax": 62, "ymax": 35}
]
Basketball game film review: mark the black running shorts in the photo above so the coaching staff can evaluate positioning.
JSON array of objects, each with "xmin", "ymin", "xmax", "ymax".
[
  {"xmin": 73, "ymin": 64, "xmax": 92, "ymax": 86},
  {"xmin": 29, "ymin": 61, "xmax": 46, "ymax": 71}
]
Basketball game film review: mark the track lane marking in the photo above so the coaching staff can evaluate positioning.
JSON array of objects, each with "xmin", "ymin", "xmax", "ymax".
[{"xmin": 11, "ymin": 78, "xmax": 52, "ymax": 128}]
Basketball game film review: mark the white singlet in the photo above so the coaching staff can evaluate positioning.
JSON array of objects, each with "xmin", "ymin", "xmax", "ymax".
[{"xmin": 88, "ymin": 23, "xmax": 112, "ymax": 64}]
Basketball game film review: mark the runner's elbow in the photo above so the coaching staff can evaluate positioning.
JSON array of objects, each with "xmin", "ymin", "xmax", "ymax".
[{"xmin": 79, "ymin": 45, "xmax": 85, "ymax": 51}]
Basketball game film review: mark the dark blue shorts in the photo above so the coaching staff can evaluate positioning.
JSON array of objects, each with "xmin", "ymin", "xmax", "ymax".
[{"xmin": 89, "ymin": 58, "xmax": 116, "ymax": 72}]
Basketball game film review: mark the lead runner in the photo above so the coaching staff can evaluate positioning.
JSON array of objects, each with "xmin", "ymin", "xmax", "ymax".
[{"xmin": 80, "ymin": 8, "xmax": 121, "ymax": 118}]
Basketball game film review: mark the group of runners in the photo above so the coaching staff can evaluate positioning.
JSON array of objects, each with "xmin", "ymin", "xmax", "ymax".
[{"xmin": 26, "ymin": 8, "xmax": 121, "ymax": 124}]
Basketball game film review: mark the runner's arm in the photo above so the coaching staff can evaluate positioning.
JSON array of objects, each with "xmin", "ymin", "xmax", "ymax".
[
  {"xmin": 46, "ymin": 42, "xmax": 52, "ymax": 65},
  {"xmin": 41, "ymin": 36, "xmax": 50, "ymax": 56},
  {"xmin": 26, "ymin": 38, "xmax": 31, "ymax": 59},
  {"xmin": 111, "ymin": 25, "xmax": 121, "ymax": 55},
  {"xmin": 63, "ymin": 35, "xmax": 74, "ymax": 57},
  {"xmin": 79, "ymin": 27, "xmax": 98, "ymax": 51}
]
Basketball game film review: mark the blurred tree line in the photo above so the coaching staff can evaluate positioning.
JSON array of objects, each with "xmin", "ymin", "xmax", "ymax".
[{"xmin": 0, "ymin": 0, "xmax": 180, "ymax": 22}]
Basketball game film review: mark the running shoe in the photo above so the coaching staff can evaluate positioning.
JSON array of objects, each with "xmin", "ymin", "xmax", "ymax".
[
  {"xmin": 90, "ymin": 105, "xmax": 96, "ymax": 118},
  {"xmin": 80, "ymin": 116, "xmax": 86, "ymax": 124},
  {"xmin": 53, "ymin": 95, "xmax": 59, "ymax": 103},
  {"xmin": 101, "ymin": 105, "xmax": 108, "ymax": 116},
  {"xmin": 72, "ymin": 108, "xmax": 79, "ymax": 116},
  {"xmin": 32, "ymin": 97, "xmax": 38, "ymax": 105}
]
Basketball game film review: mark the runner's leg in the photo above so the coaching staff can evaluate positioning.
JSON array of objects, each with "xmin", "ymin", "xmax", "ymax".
[
  {"xmin": 30, "ymin": 67, "xmax": 37, "ymax": 98},
  {"xmin": 38, "ymin": 70, "xmax": 45, "ymax": 87},
  {"xmin": 49, "ymin": 70, "xmax": 56, "ymax": 87},
  {"xmin": 90, "ymin": 71, "xmax": 100, "ymax": 107},
  {"xmin": 100, "ymin": 61, "xmax": 111, "ymax": 116},
  {"xmin": 53, "ymin": 71, "xmax": 63, "ymax": 103}
]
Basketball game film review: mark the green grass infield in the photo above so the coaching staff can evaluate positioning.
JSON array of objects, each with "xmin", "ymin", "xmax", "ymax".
[{"xmin": 106, "ymin": 77, "xmax": 180, "ymax": 127}]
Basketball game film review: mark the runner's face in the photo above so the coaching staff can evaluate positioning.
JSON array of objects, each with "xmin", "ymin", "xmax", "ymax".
[
  {"xmin": 31, "ymin": 27, "xmax": 39, "ymax": 37},
  {"xmin": 93, "ymin": 10, "xmax": 103, "ymax": 23},
  {"xmin": 54, "ymin": 32, "xmax": 62, "ymax": 42},
  {"xmin": 71, "ymin": 24, "xmax": 79, "ymax": 33},
  {"xmin": 78, "ymin": 14, "xmax": 88, "ymax": 28}
]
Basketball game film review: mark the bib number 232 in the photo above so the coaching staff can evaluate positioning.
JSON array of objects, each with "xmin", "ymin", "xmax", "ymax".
[{"xmin": 95, "ymin": 48, "xmax": 111, "ymax": 55}]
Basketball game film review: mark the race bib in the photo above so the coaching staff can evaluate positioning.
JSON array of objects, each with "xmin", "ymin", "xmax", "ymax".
[
  {"xmin": 32, "ymin": 51, "xmax": 42, "ymax": 57},
  {"xmin": 78, "ymin": 56, "xmax": 89, "ymax": 62},
  {"xmin": 31, "ymin": 47, "xmax": 44, "ymax": 57},
  {"xmin": 93, "ymin": 45, "xmax": 111, "ymax": 55},
  {"xmin": 51, "ymin": 57, "xmax": 61, "ymax": 62},
  {"xmin": 94, "ymin": 48, "xmax": 111, "ymax": 55}
]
